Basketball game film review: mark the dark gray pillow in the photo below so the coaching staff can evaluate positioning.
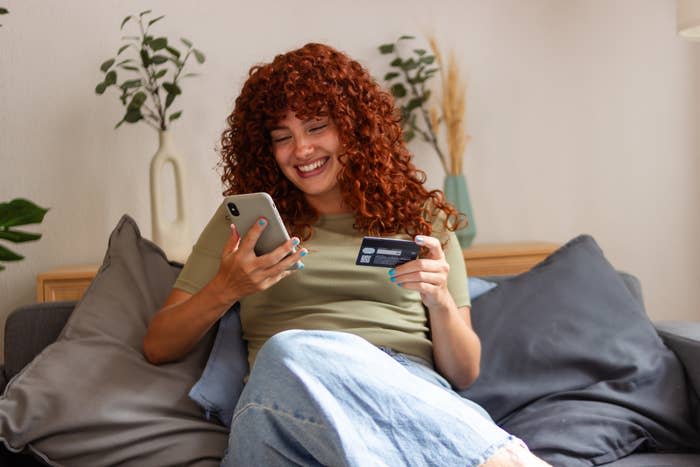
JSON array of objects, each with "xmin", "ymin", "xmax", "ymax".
[
  {"xmin": 0, "ymin": 215, "xmax": 228, "ymax": 466},
  {"xmin": 460, "ymin": 235, "xmax": 700, "ymax": 466}
]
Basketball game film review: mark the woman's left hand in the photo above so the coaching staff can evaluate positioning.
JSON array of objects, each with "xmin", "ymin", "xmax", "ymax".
[{"xmin": 389, "ymin": 235, "xmax": 453, "ymax": 311}]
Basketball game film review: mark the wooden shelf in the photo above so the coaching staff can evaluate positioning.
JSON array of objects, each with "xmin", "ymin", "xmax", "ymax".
[
  {"xmin": 34, "ymin": 242, "xmax": 559, "ymax": 302},
  {"xmin": 463, "ymin": 242, "xmax": 559, "ymax": 277},
  {"xmin": 36, "ymin": 265, "xmax": 99, "ymax": 303}
]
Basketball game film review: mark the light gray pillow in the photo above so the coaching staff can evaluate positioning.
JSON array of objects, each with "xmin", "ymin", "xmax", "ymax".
[{"xmin": 0, "ymin": 215, "xmax": 228, "ymax": 466}]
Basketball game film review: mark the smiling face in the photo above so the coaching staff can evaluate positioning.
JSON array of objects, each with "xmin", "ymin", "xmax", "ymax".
[{"xmin": 270, "ymin": 110, "xmax": 349, "ymax": 214}]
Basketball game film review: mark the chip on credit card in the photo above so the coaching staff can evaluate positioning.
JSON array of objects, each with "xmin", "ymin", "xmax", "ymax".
[{"xmin": 355, "ymin": 236, "xmax": 420, "ymax": 268}]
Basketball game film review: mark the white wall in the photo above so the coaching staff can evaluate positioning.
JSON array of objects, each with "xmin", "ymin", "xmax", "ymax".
[{"xmin": 1, "ymin": 0, "xmax": 698, "ymax": 360}]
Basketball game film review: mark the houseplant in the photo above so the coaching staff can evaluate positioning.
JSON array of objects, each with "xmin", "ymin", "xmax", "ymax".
[
  {"xmin": 0, "ymin": 199, "xmax": 48, "ymax": 271},
  {"xmin": 94, "ymin": 10, "xmax": 205, "ymax": 261},
  {"xmin": 378, "ymin": 35, "xmax": 476, "ymax": 247}
]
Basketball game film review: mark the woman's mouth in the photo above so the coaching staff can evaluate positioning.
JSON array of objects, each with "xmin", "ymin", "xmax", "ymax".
[{"xmin": 296, "ymin": 157, "xmax": 329, "ymax": 178}]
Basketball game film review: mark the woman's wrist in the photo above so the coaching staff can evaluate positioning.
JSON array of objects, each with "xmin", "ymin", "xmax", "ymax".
[{"xmin": 205, "ymin": 275, "xmax": 240, "ymax": 309}]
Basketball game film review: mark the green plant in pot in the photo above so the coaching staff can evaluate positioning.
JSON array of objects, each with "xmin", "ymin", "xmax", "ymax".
[
  {"xmin": 0, "ymin": 199, "xmax": 49, "ymax": 271},
  {"xmin": 94, "ymin": 10, "xmax": 205, "ymax": 262},
  {"xmin": 378, "ymin": 35, "xmax": 476, "ymax": 247}
]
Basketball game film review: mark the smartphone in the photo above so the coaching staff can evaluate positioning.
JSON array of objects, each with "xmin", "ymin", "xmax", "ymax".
[{"xmin": 223, "ymin": 192, "xmax": 293, "ymax": 256}]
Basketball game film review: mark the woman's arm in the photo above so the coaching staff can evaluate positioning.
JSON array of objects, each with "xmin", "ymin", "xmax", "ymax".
[
  {"xmin": 143, "ymin": 218, "xmax": 306, "ymax": 364},
  {"xmin": 388, "ymin": 235, "xmax": 480, "ymax": 390}
]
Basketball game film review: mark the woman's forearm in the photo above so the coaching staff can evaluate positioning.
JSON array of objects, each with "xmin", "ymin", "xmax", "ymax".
[{"xmin": 143, "ymin": 281, "xmax": 238, "ymax": 364}]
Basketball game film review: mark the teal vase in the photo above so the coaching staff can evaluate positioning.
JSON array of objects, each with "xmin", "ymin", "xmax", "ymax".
[{"xmin": 443, "ymin": 174, "xmax": 477, "ymax": 248}]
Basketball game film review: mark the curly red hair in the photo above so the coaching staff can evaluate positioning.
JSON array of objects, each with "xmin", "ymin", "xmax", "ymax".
[{"xmin": 219, "ymin": 43, "xmax": 465, "ymax": 241}]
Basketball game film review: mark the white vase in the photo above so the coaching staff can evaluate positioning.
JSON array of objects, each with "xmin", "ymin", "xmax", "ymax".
[{"xmin": 149, "ymin": 131, "xmax": 191, "ymax": 263}]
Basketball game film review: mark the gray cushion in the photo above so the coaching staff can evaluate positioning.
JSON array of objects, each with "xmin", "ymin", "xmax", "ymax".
[
  {"xmin": 0, "ymin": 215, "xmax": 228, "ymax": 466},
  {"xmin": 460, "ymin": 235, "xmax": 700, "ymax": 466}
]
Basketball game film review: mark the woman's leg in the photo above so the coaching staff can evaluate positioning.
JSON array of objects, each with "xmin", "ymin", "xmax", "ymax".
[{"xmin": 222, "ymin": 330, "xmax": 534, "ymax": 467}]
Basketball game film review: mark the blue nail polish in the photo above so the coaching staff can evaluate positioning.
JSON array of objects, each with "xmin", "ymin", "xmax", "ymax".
[
  {"xmin": 415, "ymin": 236, "xmax": 424, "ymax": 245},
  {"xmin": 390, "ymin": 276, "xmax": 396, "ymax": 282},
  {"xmin": 300, "ymin": 249, "xmax": 308, "ymax": 257},
  {"xmin": 388, "ymin": 268, "xmax": 396, "ymax": 275},
  {"xmin": 258, "ymin": 219, "xmax": 266, "ymax": 226},
  {"xmin": 298, "ymin": 262, "xmax": 305, "ymax": 270},
  {"xmin": 292, "ymin": 238, "xmax": 300, "ymax": 246}
]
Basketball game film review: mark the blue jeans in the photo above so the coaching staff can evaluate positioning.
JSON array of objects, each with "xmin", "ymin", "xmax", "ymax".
[{"xmin": 222, "ymin": 330, "xmax": 515, "ymax": 466}]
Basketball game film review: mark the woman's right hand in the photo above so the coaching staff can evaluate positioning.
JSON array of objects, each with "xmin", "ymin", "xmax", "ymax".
[{"xmin": 209, "ymin": 217, "xmax": 306, "ymax": 305}]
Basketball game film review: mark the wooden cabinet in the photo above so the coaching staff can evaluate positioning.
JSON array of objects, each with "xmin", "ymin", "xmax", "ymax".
[
  {"xmin": 35, "ymin": 242, "xmax": 558, "ymax": 302},
  {"xmin": 36, "ymin": 265, "xmax": 99, "ymax": 303},
  {"xmin": 463, "ymin": 242, "xmax": 559, "ymax": 277}
]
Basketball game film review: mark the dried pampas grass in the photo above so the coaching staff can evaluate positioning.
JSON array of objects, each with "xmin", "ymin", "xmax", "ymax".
[{"xmin": 428, "ymin": 36, "xmax": 470, "ymax": 176}]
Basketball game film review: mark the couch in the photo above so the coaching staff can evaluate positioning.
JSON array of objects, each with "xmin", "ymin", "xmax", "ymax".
[{"xmin": 0, "ymin": 216, "xmax": 699, "ymax": 466}]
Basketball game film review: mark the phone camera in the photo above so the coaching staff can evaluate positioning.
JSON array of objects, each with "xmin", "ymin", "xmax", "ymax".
[{"xmin": 227, "ymin": 202, "xmax": 240, "ymax": 217}]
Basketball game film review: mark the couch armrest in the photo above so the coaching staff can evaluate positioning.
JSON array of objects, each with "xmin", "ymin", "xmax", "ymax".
[
  {"xmin": 3, "ymin": 301, "xmax": 76, "ymax": 383},
  {"xmin": 655, "ymin": 321, "xmax": 700, "ymax": 397}
]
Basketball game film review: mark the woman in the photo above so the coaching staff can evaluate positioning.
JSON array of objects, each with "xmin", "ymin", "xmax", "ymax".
[{"xmin": 143, "ymin": 43, "xmax": 549, "ymax": 467}]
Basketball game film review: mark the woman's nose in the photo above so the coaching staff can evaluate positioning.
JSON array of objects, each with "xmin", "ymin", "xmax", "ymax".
[{"xmin": 294, "ymin": 136, "xmax": 313, "ymax": 157}]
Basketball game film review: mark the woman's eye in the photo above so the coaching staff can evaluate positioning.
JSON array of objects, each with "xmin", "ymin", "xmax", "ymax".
[
  {"xmin": 309, "ymin": 124, "xmax": 328, "ymax": 133},
  {"xmin": 272, "ymin": 135, "xmax": 291, "ymax": 143}
]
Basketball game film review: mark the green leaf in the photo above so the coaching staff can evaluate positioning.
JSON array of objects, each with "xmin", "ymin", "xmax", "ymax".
[
  {"xmin": 165, "ymin": 92, "xmax": 176, "ymax": 109},
  {"xmin": 0, "ymin": 245, "xmax": 23, "ymax": 262},
  {"xmin": 95, "ymin": 82, "xmax": 107, "ymax": 95},
  {"xmin": 169, "ymin": 110, "xmax": 182, "ymax": 122},
  {"xmin": 120, "ymin": 15, "xmax": 132, "ymax": 30},
  {"xmin": 139, "ymin": 10, "xmax": 152, "ymax": 17},
  {"xmin": 0, "ymin": 8, "xmax": 9, "ymax": 15},
  {"xmin": 0, "ymin": 230, "xmax": 41, "ymax": 243},
  {"xmin": 165, "ymin": 46, "xmax": 181, "ymax": 58},
  {"xmin": 420, "ymin": 55, "xmax": 435, "ymax": 65},
  {"xmin": 406, "ymin": 97, "xmax": 423, "ymax": 112},
  {"xmin": 183, "ymin": 72, "xmax": 199, "ymax": 78},
  {"xmin": 378, "ymin": 43, "xmax": 395, "ymax": 54},
  {"xmin": 121, "ymin": 35, "xmax": 140, "ymax": 41},
  {"xmin": 390, "ymin": 83, "xmax": 407, "ymax": 98},
  {"xmin": 149, "ymin": 37, "xmax": 167, "ymax": 51},
  {"xmin": 193, "ymin": 49, "xmax": 205, "ymax": 64},
  {"xmin": 148, "ymin": 15, "xmax": 165, "ymax": 27},
  {"xmin": 414, "ymin": 49, "xmax": 426, "ymax": 56},
  {"xmin": 403, "ymin": 130, "xmax": 415, "ymax": 142},
  {"xmin": 100, "ymin": 58, "xmax": 115, "ymax": 72},
  {"xmin": 117, "ymin": 44, "xmax": 130, "ymax": 55},
  {"xmin": 105, "ymin": 70, "xmax": 117, "ymax": 86},
  {"xmin": 0, "ymin": 264, "xmax": 5, "ymax": 271},
  {"xmin": 128, "ymin": 91, "xmax": 147, "ymax": 110},
  {"xmin": 140, "ymin": 49, "xmax": 151, "ymax": 67},
  {"xmin": 422, "ymin": 89, "xmax": 432, "ymax": 102},
  {"xmin": 384, "ymin": 72, "xmax": 400, "ymax": 81},
  {"xmin": 154, "ymin": 69, "xmax": 167, "ymax": 79},
  {"xmin": 124, "ymin": 107, "xmax": 143, "ymax": 123},
  {"xmin": 398, "ymin": 35, "xmax": 415, "ymax": 41},
  {"xmin": 402, "ymin": 58, "xmax": 418, "ymax": 71},
  {"xmin": 120, "ymin": 79, "xmax": 142, "ymax": 90},
  {"xmin": 390, "ymin": 57, "xmax": 403, "ymax": 68},
  {"xmin": 151, "ymin": 55, "xmax": 168, "ymax": 65},
  {"xmin": 0, "ymin": 199, "xmax": 49, "ymax": 228},
  {"xmin": 162, "ymin": 82, "xmax": 182, "ymax": 95},
  {"xmin": 115, "ymin": 119, "xmax": 125, "ymax": 129},
  {"xmin": 181, "ymin": 37, "xmax": 193, "ymax": 48}
]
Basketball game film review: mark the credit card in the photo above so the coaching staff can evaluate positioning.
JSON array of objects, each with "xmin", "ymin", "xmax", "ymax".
[{"xmin": 355, "ymin": 236, "xmax": 420, "ymax": 268}]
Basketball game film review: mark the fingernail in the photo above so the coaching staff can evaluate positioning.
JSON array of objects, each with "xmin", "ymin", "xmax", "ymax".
[
  {"xmin": 298, "ymin": 262, "xmax": 305, "ymax": 270},
  {"xmin": 258, "ymin": 218, "xmax": 267, "ymax": 226},
  {"xmin": 390, "ymin": 276, "xmax": 396, "ymax": 282},
  {"xmin": 388, "ymin": 268, "xmax": 396, "ymax": 276},
  {"xmin": 300, "ymin": 249, "xmax": 308, "ymax": 257},
  {"xmin": 292, "ymin": 238, "xmax": 300, "ymax": 246},
  {"xmin": 415, "ymin": 236, "xmax": 424, "ymax": 245}
]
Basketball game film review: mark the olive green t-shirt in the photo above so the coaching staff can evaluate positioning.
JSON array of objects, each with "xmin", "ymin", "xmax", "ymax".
[{"xmin": 174, "ymin": 203, "xmax": 470, "ymax": 368}]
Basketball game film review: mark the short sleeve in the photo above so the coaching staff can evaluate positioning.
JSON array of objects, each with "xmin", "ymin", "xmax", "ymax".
[
  {"xmin": 443, "ymin": 230, "xmax": 471, "ymax": 309},
  {"xmin": 174, "ymin": 203, "xmax": 230, "ymax": 294}
]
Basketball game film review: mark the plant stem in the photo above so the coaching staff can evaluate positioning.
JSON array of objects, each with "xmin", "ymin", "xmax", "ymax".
[
  {"xmin": 138, "ymin": 17, "xmax": 166, "ymax": 130},
  {"xmin": 396, "ymin": 51, "xmax": 448, "ymax": 174}
]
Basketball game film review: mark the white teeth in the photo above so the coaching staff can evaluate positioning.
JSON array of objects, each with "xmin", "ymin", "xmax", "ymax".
[{"xmin": 298, "ymin": 158, "xmax": 327, "ymax": 173}]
